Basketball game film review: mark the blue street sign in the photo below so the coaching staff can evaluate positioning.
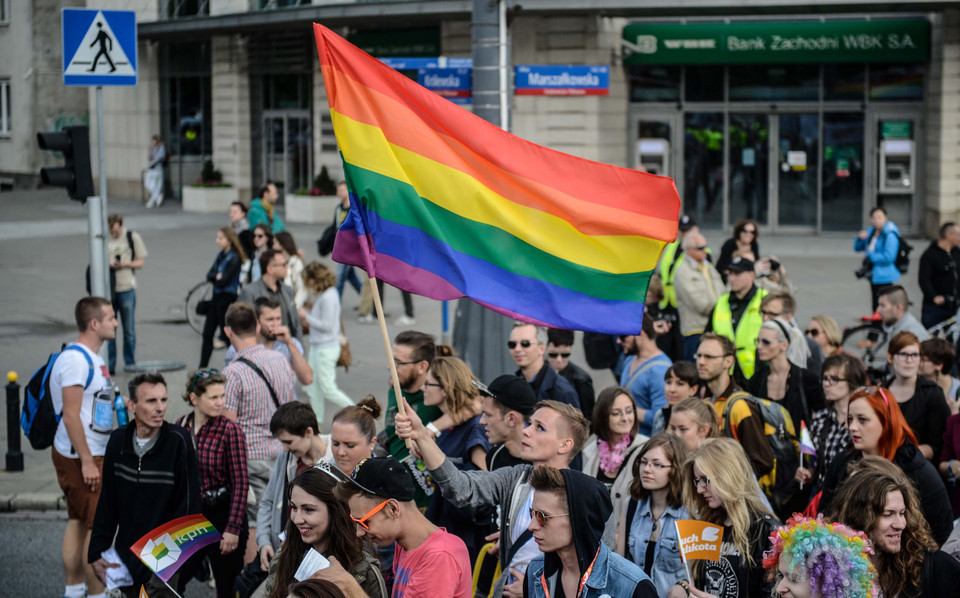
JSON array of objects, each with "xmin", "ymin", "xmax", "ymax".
[
  {"xmin": 514, "ymin": 65, "xmax": 610, "ymax": 96},
  {"xmin": 417, "ymin": 67, "xmax": 472, "ymax": 104},
  {"xmin": 62, "ymin": 8, "xmax": 137, "ymax": 87}
]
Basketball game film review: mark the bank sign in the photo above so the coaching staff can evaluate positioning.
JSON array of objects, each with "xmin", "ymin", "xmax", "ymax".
[
  {"xmin": 623, "ymin": 19, "xmax": 929, "ymax": 65},
  {"xmin": 514, "ymin": 66, "xmax": 610, "ymax": 96}
]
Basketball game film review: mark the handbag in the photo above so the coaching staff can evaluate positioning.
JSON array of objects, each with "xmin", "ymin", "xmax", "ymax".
[
  {"xmin": 336, "ymin": 316, "xmax": 352, "ymax": 371},
  {"xmin": 316, "ymin": 206, "xmax": 340, "ymax": 256},
  {"xmin": 195, "ymin": 299, "xmax": 211, "ymax": 316}
]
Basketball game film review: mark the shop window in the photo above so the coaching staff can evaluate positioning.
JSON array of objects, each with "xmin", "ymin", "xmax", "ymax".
[
  {"xmin": 263, "ymin": 74, "xmax": 311, "ymax": 110},
  {"xmin": 0, "ymin": 79, "xmax": 9, "ymax": 136},
  {"xmin": 869, "ymin": 63, "xmax": 925, "ymax": 101},
  {"xmin": 824, "ymin": 64, "xmax": 866, "ymax": 101},
  {"xmin": 684, "ymin": 112, "xmax": 724, "ymax": 229},
  {"xmin": 161, "ymin": 0, "xmax": 209, "ymax": 19},
  {"xmin": 160, "ymin": 42, "xmax": 212, "ymax": 158},
  {"xmin": 628, "ymin": 65, "xmax": 680, "ymax": 102},
  {"xmin": 729, "ymin": 65, "xmax": 818, "ymax": 101},
  {"xmin": 685, "ymin": 66, "xmax": 724, "ymax": 102}
]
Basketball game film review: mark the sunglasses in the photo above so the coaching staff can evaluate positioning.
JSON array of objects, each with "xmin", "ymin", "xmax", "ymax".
[
  {"xmin": 189, "ymin": 368, "xmax": 220, "ymax": 393},
  {"xmin": 758, "ymin": 337, "xmax": 777, "ymax": 346},
  {"xmin": 529, "ymin": 507, "xmax": 569, "ymax": 527},
  {"xmin": 253, "ymin": 233, "xmax": 267, "ymax": 239},
  {"xmin": 508, "ymin": 340, "xmax": 534, "ymax": 349},
  {"xmin": 351, "ymin": 499, "xmax": 389, "ymax": 530},
  {"xmin": 694, "ymin": 245, "xmax": 709, "ymax": 250},
  {"xmin": 547, "ymin": 352, "xmax": 571, "ymax": 359},
  {"xmin": 805, "ymin": 329, "xmax": 820, "ymax": 337}
]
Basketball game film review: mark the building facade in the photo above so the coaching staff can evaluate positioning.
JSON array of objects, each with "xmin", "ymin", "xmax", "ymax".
[{"xmin": 2, "ymin": 1, "xmax": 958, "ymax": 236}]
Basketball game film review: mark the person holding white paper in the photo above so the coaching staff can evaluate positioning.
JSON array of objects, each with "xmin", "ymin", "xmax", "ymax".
[{"xmin": 261, "ymin": 468, "xmax": 386, "ymax": 598}]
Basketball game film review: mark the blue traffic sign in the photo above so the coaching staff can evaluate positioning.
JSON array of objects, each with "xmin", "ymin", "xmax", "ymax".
[{"xmin": 62, "ymin": 9, "xmax": 137, "ymax": 87}]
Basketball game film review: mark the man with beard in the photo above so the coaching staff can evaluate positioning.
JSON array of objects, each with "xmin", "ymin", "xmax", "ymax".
[
  {"xmin": 705, "ymin": 256, "xmax": 767, "ymax": 381},
  {"xmin": 874, "ymin": 285, "xmax": 930, "ymax": 362},
  {"xmin": 619, "ymin": 313, "xmax": 671, "ymax": 437},
  {"xmin": 225, "ymin": 297, "xmax": 312, "ymax": 385}
]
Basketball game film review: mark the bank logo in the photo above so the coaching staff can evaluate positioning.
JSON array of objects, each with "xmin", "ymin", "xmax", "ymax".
[
  {"xmin": 139, "ymin": 533, "xmax": 181, "ymax": 572},
  {"xmin": 635, "ymin": 35, "xmax": 658, "ymax": 54}
]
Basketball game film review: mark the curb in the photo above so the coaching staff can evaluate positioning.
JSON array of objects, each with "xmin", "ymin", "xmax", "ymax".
[{"xmin": 0, "ymin": 492, "xmax": 64, "ymax": 512}]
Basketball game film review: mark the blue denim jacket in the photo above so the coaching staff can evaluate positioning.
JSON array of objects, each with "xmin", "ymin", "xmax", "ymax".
[
  {"xmin": 626, "ymin": 498, "xmax": 688, "ymax": 598},
  {"xmin": 526, "ymin": 543, "xmax": 655, "ymax": 598},
  {"xmin": 209, "ymin": 250, "xmax": 240, "ymax": 295}
]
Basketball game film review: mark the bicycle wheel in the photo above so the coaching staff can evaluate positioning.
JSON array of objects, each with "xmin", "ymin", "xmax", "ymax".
[
  {"xmin": 841, "ymin": 324, "xmax": 887, "ymax": 374},
  {"xmin": 185, "ymin": 281, "xmax": 213, "ymax": 335}
]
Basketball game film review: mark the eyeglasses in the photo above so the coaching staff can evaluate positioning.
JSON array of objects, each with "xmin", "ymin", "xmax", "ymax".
[
  {"xmin": 761, "ymin": 310, "xmax": 782, "ymax": 319},
  {"xmin": 694, "ymin": 245, "xmax": 709, "ymax": 250},
  {"xmin": 547, "ymin": 352, "xmax": 571, "ymax": 359},
  {"xmin": 742, "ymin": 228, "xmax": 757, "ymax": 234},
  {"xmin": 423, "ymin": 381, "xmax": 443, "ymax": 389},
  {"xmin": 508, "ymin": 340, "xmax": 534, "ymax": 349},
  {"xmin": 639, "ymin": 459, "xmax": 671, "ymax": 470},
  {"xmin": 822, "ymin": 375, "xmax": 847, "ymax": 385},
  {"xmin": 693, "ymin": 476, "xmax": 711, "ymax": 488},
  {"xmin": 271, "ymin": 260, "xmax": 289, "ymax": 268},
  {"xmin": 393, "ymin": 358, "xmax": 418, "ymax": 368},
  {"xmin": 805, "ymin": 329, "xmax": 821, "ymax": 337},
  {"xmin": 895, "ymin": 351, "xmax": 921, "ymax": 361},
  {"xmin": 351, "ymin": 499, "xmax": 389, "ymax": 530},
  {"xmin": 694, "ymin": 353, "xmax": 726, "ymax": 361},
  {"xmin": 189, "ymin": 368, "xmax": 220, "ymax": 393},
  {"xmin": 529, "ymin": 507, "xmax": 569, "ymax": 527},
  {"xmin": 253, "ymin": 233, "xmax": 267, "ymax": 239}
]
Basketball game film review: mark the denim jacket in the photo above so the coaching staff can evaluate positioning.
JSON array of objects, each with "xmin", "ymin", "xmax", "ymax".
[
  {"xmin": 207, "ymin": 249, "xmax": 241, "ymax": 295},
  {"xmin": 526, "ymin": 543, "xmax": 655, "ymax": 598},
  {"xmin": 625, "ymin": 499, "xmax": 688, "ymax": 598}
]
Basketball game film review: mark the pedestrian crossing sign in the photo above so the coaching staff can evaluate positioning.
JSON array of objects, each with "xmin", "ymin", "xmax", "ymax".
[{"xmin": 62, "ymin": 8, "xmax": 137, "ymax": 87}]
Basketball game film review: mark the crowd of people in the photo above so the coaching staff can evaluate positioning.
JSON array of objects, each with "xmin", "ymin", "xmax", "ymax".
[{"xmin": 43, "ymin": 203, "xmax": 960, "ymax": 598}]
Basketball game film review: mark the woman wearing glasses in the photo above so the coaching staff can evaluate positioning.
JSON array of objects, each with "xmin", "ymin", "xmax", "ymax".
[
  {"xmin": 883, "ymin": 331, "xmax": 951, "ymax": 462},
  {"xmin": 795, "ymin": 354, "xmax": 866, "ymax": 490},
  {"xmin": 804, "ymin": 316, "xmax": 843, "ymax": 358},
  {"xmin": 715, "ymin": 219, "xmax": 759, "ymax": 284},
  {"xmin": 200, "ymin": 227, "xmax": 246, "ymax": 368},
  {"xmin": 668, "ymin": 438, "xmax": 779, "ymax": 598},
  {"xmin": 619, "ymin": 434, "xmax": 689, "ymax": 598},
  {"xmin": 241, "ymin": 223, "xmax": 273, "ymax": 285},
  {"xmin": 582, "ymin": 387, "xmax": 648, "ymax": 514},
  {"xmin": 262, "ymin": 468, "xmax": 387, "ymax": 598},
  {"xmin": 818, "ymin": 386, "xmax": 953, "ymax": 546},
  {"xmin": 175, "ymin": 369, "xmax": 249, "ymax": 598}
]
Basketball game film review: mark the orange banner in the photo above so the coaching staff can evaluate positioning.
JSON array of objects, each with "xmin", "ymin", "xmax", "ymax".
[{"xmin": 675, "ymin": 520, "xmax": 724, "ymax": 562}]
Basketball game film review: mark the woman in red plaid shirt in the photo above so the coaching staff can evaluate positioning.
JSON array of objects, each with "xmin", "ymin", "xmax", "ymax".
[{"xmin": 177, "ymin": 368, "xmax": 250, "ymax": 598}]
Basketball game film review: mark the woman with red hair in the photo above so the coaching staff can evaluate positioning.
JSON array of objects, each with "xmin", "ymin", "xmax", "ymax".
[{"xmin": 817, "ymin": 386, "xmax": 954, "ymax": 545}]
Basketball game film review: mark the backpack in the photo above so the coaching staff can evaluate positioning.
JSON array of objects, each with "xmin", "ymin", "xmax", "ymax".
[
  {"xmin": 893, "ymin": 232, "xmax": 912, "ymax": 274},
  {"xmin": 582, "ymin": 332, "xmax": 620, "ymax": 370},
  {"xmin": 85, "ymin": 230, "xmax": 136, "ymax": 296},
  {"xmin": 21, "ymin": 345, "xmax": 94, "ymax": 450},
  {"xmin": 721, "ymin": 391, "xmax": 800, "ymax": 511}
]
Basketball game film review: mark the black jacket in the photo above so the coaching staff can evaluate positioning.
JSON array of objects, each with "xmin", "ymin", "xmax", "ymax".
[
  {"xmin": 884, "ymin": 376, "xmax": 951, "ymax": 462},
  {"xmin": 745, "ymin": 363, "xmax": 825, "ymax": 436},
  {"xmin": 521, "ymin": 362, "xmax": 580, "ymax": 410},
  {"xmin": 88, "ymin": 422, "xmax": 202, "ymax": 585},
  {"xmin": 559, "ymin": 362, "xmax": 596, "ymax": 421},
  {"xmin": 819, "ymin": 443, "xmax": 954, "ymax": 546},
  {"xmin": 918, "ymin": 241, "xmax": 960, "ymax": 307},
  {"xmin": 912, "ymin": 549, "xmax": 960, "ymax": 597}
]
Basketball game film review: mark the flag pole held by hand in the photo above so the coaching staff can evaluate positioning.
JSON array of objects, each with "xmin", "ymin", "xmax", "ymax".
[{"xmin": 369, "ymin": 276, "xmax": 413, "ymax": 450}]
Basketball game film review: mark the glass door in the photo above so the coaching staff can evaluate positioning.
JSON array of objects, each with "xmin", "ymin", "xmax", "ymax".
[
  {"xmin": 822, "ymin": 113, "xmax": 865, "ymax": 232},
  {"xmin": 728, "ymin": 114, "xmax": 769, "ymax": 226},
  {"xmin": 777, "ymin": 114, "xmax": 819, "ymax": 228},
  {"xmin": 262, "ymin": 110, "xmax": 312, "ymax": 194},
  {"xmin": 684, "ymin": 112, "xmax": 725, "ymax": 229}
]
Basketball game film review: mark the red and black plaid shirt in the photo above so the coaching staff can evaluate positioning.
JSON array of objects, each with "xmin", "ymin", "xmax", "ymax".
[{"xmin": 179, "ymin": 414, "xmax": 249, "ymax": 536}]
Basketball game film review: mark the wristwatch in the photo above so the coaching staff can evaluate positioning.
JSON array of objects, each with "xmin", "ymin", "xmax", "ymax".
[{"xmin": 426, "ymin": 422, "xmax": 442, "ymax": 439}]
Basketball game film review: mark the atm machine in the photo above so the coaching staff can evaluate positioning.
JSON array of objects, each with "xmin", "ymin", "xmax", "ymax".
[
  {"xmin": 879, "ymin": 139, "xmax": 916, "ymax": 194},
  {"xmin": 637, "ymin": 138, "xmax": 670, "ymax": 176}
]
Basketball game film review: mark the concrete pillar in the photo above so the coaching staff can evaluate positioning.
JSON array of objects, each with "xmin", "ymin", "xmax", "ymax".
[
  {"xmin": 211, "ymin": 35, "xmax": 252, "ymax": 201},
  {"xmin": 924, "ymin": 9, "xmax": 960, "ymax": 237}
]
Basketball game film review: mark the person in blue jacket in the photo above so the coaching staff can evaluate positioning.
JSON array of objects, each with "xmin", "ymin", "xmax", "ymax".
[{"xmin": 855, "ymin": 206, "xmax": 901, "ymax": 312}]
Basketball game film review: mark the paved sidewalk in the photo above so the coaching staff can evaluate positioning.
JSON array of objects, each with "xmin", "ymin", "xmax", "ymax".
[{"xmin": 0, "ymin": 189, "xmax": 926, "ymax": 510}]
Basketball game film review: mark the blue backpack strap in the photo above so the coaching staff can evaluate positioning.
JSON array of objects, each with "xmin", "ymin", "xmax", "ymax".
[{"xmin": 61, "ymin": 345, "xmax": 95, "ymax": 389}]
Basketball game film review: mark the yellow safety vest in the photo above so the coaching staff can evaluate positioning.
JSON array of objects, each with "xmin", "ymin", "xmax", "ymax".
[
  {"xmin": 658, "ymin": 241, "xmax": 682, "ymax": 310},
  {"xmin": 711, "ymin": 287, "xmax": 767, "ymax": 379}
]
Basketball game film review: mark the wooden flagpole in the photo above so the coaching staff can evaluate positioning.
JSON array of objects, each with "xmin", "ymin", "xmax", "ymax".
[{"xmin": 368, "ymin": 276, "xmax": 413, "ymax": 450}]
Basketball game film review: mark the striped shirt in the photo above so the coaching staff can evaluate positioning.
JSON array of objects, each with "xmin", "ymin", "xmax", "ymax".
[{"xmin": 224, "ymin": 344, "xmax": 296, "ymax": 461}]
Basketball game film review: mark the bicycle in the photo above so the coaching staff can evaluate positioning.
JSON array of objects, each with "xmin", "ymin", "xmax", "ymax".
[{"xmin": 184, "ymin": 280, "xmax": 213, "ymax": 335}]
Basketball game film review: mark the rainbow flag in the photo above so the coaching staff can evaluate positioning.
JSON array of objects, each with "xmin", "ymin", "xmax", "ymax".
[
  {"xmin": 130, "ymin": 514, "xmax": 222, "ymax": 582},
  {"xmin": 313, "ymin": 25, "xmax": 680, "ymax": 334},
  {"xmin": 800, "ymin": 420, "xmax": 817, "ymax": 459}
]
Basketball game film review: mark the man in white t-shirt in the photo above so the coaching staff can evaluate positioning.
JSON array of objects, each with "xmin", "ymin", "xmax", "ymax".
[{"xmin": 51, "ymin": 296, "xmax": 118, "ymax": 598}]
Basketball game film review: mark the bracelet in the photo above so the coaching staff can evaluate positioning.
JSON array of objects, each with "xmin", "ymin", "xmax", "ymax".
[
  {"xmin": 677, "ymin": 580, "xmax": 690, "ymax": 596},
  {"xmin": 426, "ymin": 422, "xmax": 442, "ymax": 439}
]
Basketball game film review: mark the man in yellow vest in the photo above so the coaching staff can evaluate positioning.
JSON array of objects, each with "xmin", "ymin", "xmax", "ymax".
[
  {"xmin": 705, "ymin": 256, "xmax": 767, "ymax": 380},
  {"xmin": 658, "ymin": 214, "xmax": 699, "ymax": 314}
]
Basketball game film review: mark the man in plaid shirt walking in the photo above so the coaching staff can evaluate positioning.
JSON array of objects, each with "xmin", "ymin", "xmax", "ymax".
[{"xmin": 222, "ymin": 302, "xmax": 296, "ymax": 563}]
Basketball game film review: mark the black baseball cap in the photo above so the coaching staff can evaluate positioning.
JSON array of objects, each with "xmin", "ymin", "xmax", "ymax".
[
  {"xmin": 725, "ymin": 256, "xmax": 755, "ymax": 273},
  {"xmin": 342, "ymin": 456, "xmax": 415, "ymax": 502},
  {"xmin": 482, "ymin": 375, "xmax": 537, "ymax": 416},
  {"xmin": 678, "ymin": 214, "xmax": 697, "ymax": 232}
]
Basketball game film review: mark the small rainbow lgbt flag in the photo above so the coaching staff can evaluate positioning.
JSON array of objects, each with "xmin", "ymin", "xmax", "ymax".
[
  {"xmin": 130, "ymin": 514, "xmax": 221, "ymax": 582},
  {"xmin": 800, "ymin": 420, "xmax": 817, "ymax": 462},
  {"xmin": 313, "ymin": 25, "xmax": 680, "ymax": 334}
]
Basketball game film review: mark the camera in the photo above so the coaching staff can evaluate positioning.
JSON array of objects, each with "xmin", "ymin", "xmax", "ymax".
[
  {"xmin": 854, "ymin": 258, "xmax": 873, "ymax": 280},
  {"xmin": 202, "ymin": 487, "xmax": 228, "ymax": 507}
]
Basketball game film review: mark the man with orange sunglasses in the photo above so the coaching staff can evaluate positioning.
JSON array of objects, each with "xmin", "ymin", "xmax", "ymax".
[{"xmin": 318, "ymin": 456, "xmax": 473, "ymax": 598}]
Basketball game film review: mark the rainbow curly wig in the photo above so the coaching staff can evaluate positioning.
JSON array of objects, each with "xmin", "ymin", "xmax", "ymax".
[{"xmin": 763, "ymin": 514, "xmax": 878, "ymax": 598}]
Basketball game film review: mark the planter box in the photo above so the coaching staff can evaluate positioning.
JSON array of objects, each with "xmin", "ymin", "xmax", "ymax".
[
  {"xmin": 182, "ymin": 186, "xmax": 238, "ymax": 213},
  {"xmin": 285, "ymin": 193, "xmax": 339, "ymax": 224}
]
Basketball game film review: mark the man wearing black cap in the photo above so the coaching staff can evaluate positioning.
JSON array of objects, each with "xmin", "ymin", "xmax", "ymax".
[
  {"xmin": 479, "ymin": 375, "xmax": 536, "ymax": 471},
  {"xmin": 705, "ymin": 256, "xmax": 767, "ymax": 380},
  {"xmin": 320, "ymin": 456, "xmax": 473, "ymax": 597},
  {"xmin": 658, "ymin": 214, "xmax": 699, "ymax": 319},
  {"xmin": 524, "ymin": 466, "xmax": 656, "ymax": 598}
]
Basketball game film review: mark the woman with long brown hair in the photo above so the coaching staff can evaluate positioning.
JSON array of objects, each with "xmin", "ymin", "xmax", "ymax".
[
  {"xmin": 263, "ymin": 469, "xmax": 386, "ymax": 598},
  {"xmin": 829, "ymin": 463, "xmax": 960, "ymax": 597},
  {"xmin": 199, "ymin": 226, "xmax": 246, "ymax": 367}
]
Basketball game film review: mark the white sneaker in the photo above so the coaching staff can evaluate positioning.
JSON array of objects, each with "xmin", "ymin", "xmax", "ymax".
[
  {"xmin": 358, "ymin": 313, "xmax": 376, "ymax": 324},
  {"xmin": 154, "ymin": 195, "xmax": 164, "ymax": 207},
  {"xmin": 395, "ymin": 315, "xmax": 416, "ymax": 326}
]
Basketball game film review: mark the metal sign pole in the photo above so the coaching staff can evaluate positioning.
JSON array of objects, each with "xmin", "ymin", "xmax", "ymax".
[{"xmin": 96, "ymin": 86, "xmax": 111, "ymax": 303}]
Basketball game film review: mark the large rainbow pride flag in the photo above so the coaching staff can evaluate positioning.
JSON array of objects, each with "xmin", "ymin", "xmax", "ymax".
[
  {"xmin": 130, "ymin": 514, "xmax": 221, "ymax": 582},
  {"xmin": 314, "ymin": 24, "xmax": 680, "ymax": 334}
]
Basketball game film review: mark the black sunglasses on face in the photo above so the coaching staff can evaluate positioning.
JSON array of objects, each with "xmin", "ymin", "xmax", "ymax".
[
  {"xmin": 548, "ymin": 352, "xmax": 571, "ymax": 359},
  {"xmin": 508, "ymin": 340, "xmax": 534, "ymax": 349}
]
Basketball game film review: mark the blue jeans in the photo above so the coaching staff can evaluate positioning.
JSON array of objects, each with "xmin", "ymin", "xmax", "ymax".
[
  {"xmin": 108, "ymin": 289, "xmax": 136, "ymax": 372},
  {"xmin": 336, "ymin": 263, "xmax": 363, "ymax": 298}
]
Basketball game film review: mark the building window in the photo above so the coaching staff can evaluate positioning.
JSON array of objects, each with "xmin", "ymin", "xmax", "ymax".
[
  {"xmin": 161, "ymin": 0, "xmax": 209, "ymax": 19},
  {"xmin": 0, "ymin": 80, "xmax": 10, "ymax": 136},
  {"xmin": 0, "ymin": 0, "xmax": 9, "ymax": 25}
]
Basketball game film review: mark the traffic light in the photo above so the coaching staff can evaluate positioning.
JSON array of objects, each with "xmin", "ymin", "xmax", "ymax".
[{"xmin": 37, "ymin": 126, "xmax": 94, "ymax": 202}]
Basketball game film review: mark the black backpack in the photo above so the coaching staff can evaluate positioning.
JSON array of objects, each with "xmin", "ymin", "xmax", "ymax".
[
  {"xmin": 85, "ymin": 230, "xmax": 136, "ymax": 295},
  {"xmin": 21, "ymin": 345, "xmax": 94, "ymax": 450},
  {"xmin": 893, "ymin": 232, "xmax": 912, "ymax": 274}
]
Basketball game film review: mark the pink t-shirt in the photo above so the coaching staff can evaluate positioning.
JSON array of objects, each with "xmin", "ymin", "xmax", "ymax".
[{"xmin": 392, "ymin": 528, "xmax": 471, "ymax": 598}]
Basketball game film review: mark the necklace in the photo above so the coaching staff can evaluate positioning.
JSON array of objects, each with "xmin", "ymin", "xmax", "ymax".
[{"xmin": 650, "ymin": 506, "xmax": 665, "ymax": 532}]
